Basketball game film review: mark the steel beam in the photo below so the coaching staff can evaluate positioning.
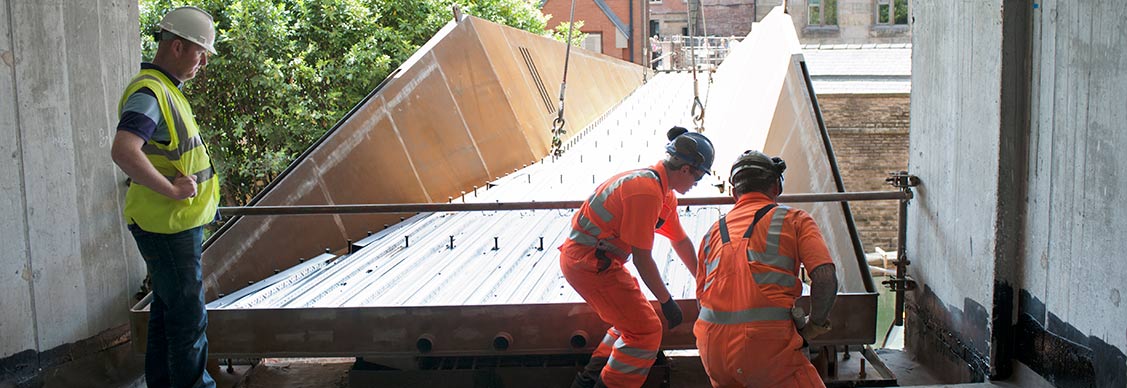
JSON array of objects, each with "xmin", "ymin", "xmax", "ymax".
[{"xmin": 130, "ymin": 293, "xmax": 874, "ymax": 357}]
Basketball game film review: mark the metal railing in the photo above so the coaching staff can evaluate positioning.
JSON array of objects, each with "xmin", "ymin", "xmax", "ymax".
[
  {"xmin": 216, "ymin": 173, "xmax": 920, "ymax": 329},
  {"xmin": 217, "ymin": 190, "xmax": 908, "ymax": 216},
  {"xmin": 650, "ymin": 36, "xmax": 742, "ymax": 71}
]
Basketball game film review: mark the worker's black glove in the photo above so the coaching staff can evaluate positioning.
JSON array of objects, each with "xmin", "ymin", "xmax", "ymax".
[{"xmin": 660, "ymin": 297, "xmax": 683, "ymax": 329}]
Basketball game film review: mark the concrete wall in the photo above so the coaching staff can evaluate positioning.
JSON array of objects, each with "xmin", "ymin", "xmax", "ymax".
[
  {"xmin": 908, "ymin": 0, "xmax": 1127, "ymax": 386},
  {"xmin": 1019, "ymin": 0, "xmax": 1127, "ymax": 386},
  {"xmin": 0, "ymin": 0, "xmax": 143, "ymax": 380},
  {"xmin": 906, "ymin": 0, "xmax": 1004, "ymax": 381}
]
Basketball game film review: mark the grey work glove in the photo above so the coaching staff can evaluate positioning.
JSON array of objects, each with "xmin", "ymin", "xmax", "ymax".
[
  {"xmin": 792, "ymin": 306, "xmax": 831, "ymax": 341},
  {"xmin": 660, "ymin": 297, "xmax": 683, "ymax": 329},
  {"xmin": 800, "ymin": 319, "xmax": 832, "ymax": 341}
]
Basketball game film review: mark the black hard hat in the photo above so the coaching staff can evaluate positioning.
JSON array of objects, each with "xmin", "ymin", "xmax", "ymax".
[
  {"xmin": 664, "ymin": 126, "xmax": 715, "ymax": 174},
  {"xmin": 730, "ymin": 150, "xmax": 786, "ymax": 182}
]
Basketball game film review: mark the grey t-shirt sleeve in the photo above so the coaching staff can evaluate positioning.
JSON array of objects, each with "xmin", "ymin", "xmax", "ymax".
[{"xmin": 116, "ymin": 88, "xmax": 170, "ymax": 144}]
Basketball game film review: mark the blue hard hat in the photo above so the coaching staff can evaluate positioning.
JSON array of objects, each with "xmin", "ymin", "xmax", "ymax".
[{"xmin": 665, "ymin": 127, "xmax": 715, "ymax": 174}]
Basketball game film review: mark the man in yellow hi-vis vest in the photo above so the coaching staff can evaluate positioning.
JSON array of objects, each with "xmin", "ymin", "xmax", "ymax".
[{"xmin": 110, "ymin": 6, "xmax": 220, "ymax": 388}]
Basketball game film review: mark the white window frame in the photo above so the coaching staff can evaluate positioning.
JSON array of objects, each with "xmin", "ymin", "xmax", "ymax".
[
  {"xmin": 875, "ymin": 0, "xmax": 909, "ymax": 26},
  {"xmin": 808, "ymin": 0, "xmax": 838, "ymax": 27},
  {"xmin": 582, "ymin": 32, "xmax": 603, "ymax": 54}
]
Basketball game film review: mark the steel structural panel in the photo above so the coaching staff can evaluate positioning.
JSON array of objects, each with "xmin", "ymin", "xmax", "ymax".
[
  {"xmin": 131, "ymin": 293, "xmax": 873, "ymax": 357},
  {"xmin": 130, "ymin": 7, "xmax": 880, "ymax": 357},
  {"xmin": 703, "ymin": 7, "xmax": 872, "ymax": 293},
  {"xmin": 199, "ymin": 16, "xmax": 645, "ymax": 300}
]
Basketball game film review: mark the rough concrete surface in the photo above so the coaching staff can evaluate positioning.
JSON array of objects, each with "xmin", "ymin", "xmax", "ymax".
[
  {"xmin": 1023, "ymin": 0, "xmax": 1127, "ymax": 353},
  {"xmin": 908, "ymin": 0, "xmax": 1127, "ymax": 385},
  {"xmin": 0, "ymin": 0, "xmax": 38, "ymax": 360},
  {"xmin": 905, "ymin": 0, "xmax": 1003, "ymax": 376},
  {"xmin": 0, "ymin": 0, "xmax": 142, "ymax": 374}
]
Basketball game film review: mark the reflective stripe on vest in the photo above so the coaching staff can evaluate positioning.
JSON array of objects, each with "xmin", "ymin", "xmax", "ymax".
[
  {"xmin": 746, "ymin": 207, "xmax": 798, "ymax": 288},
  {"xmin": 764, "ymin": 206, "xmax": 789, "ymax": 255},
  {"xmin": 569, "ymin": 169, "xmax": 662, "ymax": 247},
  {"xmin": 569, "ymin": 214, "xmax": 602, "ymax": 247},
  {"xmin": 161, "ymin": 165, "xmax": 217, "ymax": 185},
  {"xmin": 142, "ymin": 135, "xmax": 204, "ymax": 161},
  {"xmin": 118, "ymin": 69, "xmax": 219, "ymax": 234},
  {"xmin": 700, "ymin": 205, "xmax": 798, "ymax": 303},
  {"xmin": 701, "ymin": 232, "xmax": 712, "ymax": 258},
  {"xmin": 588, "ymin": 169, "xmax": 660, "ymax": 224},
  {"xmin": 703, "ymin": 206, "xmax": 792, "ymax": 291},
  {"xmin": 131, "ymin": 74, "xmax": 202, "ymax": 159}
]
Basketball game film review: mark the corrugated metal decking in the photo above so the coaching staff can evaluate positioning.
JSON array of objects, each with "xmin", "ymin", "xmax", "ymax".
[{"xmin": 210, "ymin": 74, "xmax": 714, "ymax": 310}]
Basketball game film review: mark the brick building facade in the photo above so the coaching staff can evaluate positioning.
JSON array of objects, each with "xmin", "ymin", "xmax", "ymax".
[
  {"xmin": 701, "ymin": 1, "xmax": 758, "ymax": 37},
  {"xmin": 756, "ymin": 0, "xmax": 912, "ymax": 45},
  {"xmin": 820, "ymin": 94, "xmax": 910, "ymax": 251},
  {"xmin": 649, "ymin": 0, "xmax": 757, "ymax": 38},
  {"xmin": 541, "ymin": 0, "xmax": 648, "ymax": 65},
  {"xmin": 649, "ymin": 1, "xmax": 911, "ymax": 44}
]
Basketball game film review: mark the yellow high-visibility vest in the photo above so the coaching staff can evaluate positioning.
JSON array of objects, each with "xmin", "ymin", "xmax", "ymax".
[{"xmin": 118, "ymin": 69, "xmax": 219, "ymax": 234}]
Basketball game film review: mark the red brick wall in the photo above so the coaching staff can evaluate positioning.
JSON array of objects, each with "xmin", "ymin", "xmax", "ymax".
[
  {"xmin": 820, "ymin": 94, "xmax": 910, "ymax": 251},
  {"xmin": 541, "ymin": 0, "xmax": 646, "ymax": 64}
]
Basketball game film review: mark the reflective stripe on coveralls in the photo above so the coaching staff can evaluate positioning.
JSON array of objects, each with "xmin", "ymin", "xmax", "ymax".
[
  {"xmin": 699, "ymin": 206, "xmax": 796, "ymax": 324},
  {"xmin": 561, "ymin": 164, "xmax": 680, "ymax": 387},
  {"xmin": 694, "ymin": 203, "xmax": 826, "ymax": 387}
]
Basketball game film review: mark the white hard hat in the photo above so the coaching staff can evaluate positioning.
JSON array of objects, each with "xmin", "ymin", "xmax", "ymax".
[{"xmin": 158, "ymin": 6, "xmax": 217, "ymax": 55}]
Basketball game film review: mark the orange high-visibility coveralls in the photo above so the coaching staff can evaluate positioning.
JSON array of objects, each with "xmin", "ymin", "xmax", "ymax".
[
  {"xmin": 694, "ymin": 192, "xmax": 834, "ymax": 388},
  {"xmin": 560, "ymin": 163, "xmax": 688, "ymax": 388}
]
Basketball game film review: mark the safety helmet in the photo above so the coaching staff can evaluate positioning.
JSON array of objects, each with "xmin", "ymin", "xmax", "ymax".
[
  {"xmin": 730, "ymin": 150, "xmax": 786, "ymax": 182},
  {"xmin": 665, "ymin": 126, "xmax": 715, "ymax": 175},
  {"xmin": 158, "ymin": 6, "xmax": 217, "ymax": 55}
]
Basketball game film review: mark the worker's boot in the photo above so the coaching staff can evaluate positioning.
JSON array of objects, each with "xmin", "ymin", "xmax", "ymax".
[{"xmin": 571, "ymin": 356, "xmax": 608, "ymax": 388}]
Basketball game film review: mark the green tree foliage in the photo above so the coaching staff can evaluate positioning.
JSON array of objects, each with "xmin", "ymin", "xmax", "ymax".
[
  {"xmin": 550, "ymin": 20, "xmax": 588, "ymax": 47},
  {"xmin": 139, "ymin": 0, "xmax": 549, "ymax": 205}
]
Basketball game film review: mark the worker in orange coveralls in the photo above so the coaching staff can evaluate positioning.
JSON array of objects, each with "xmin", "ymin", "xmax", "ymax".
[
  {"xmin": 560, "ymin": 126, "xmax": 715, "ymax": 388},
  {"xmin": 694, "ymin": 150, "xmax": 839, "ymax": 388}
]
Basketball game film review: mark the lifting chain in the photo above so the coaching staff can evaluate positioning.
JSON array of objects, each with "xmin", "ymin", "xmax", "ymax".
[
  {"xmin": 550, "ymin": 0, "xmax": 578, "ymax": 158},
  {"xmin": 692, "ymin": 96, "xmax": 705, "ymax": 131},
  {"xmin": 687, "ymin": 0, "xmax": 706, "ymax": 133},
  {"xmin": 550, "ymin": 116, "xmax": 566, "ymax": 157}
]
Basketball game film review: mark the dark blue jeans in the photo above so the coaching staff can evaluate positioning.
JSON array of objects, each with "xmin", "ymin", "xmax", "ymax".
[{"xmin": 129, "ymin": 224, "xmax": 216, "ymax": 388}]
